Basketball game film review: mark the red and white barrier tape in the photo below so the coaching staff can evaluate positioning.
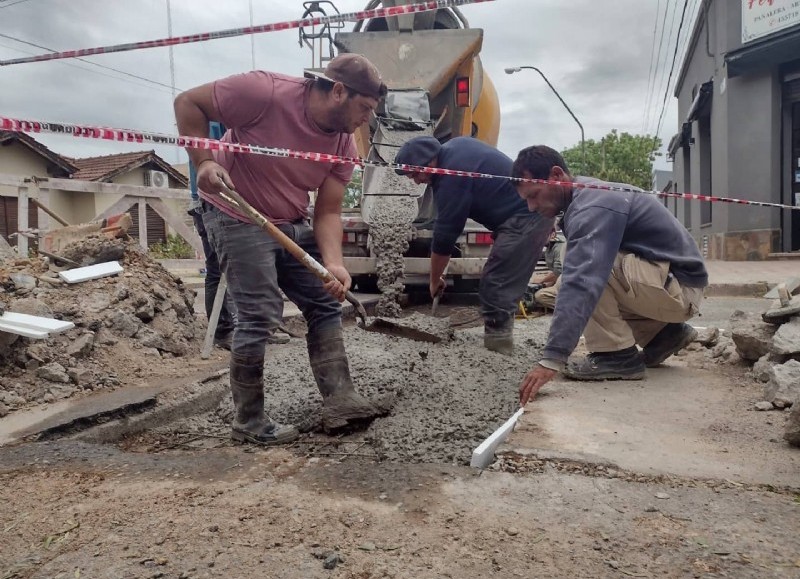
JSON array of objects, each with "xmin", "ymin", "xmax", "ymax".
[
  {"xmin": 2, "ymin": 116, "xmax": 798, "ymax": 212},
  {"xmin": 0, "ymin": 0, "xmax": 495, "ymax": 67}
]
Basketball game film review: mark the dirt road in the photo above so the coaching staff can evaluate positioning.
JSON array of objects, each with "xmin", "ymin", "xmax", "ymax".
[{"xmin": 1, "ymin": 299, "xmax": 799, "ymax": 578}]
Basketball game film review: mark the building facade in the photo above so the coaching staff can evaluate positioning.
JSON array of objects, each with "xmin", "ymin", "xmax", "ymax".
[{"xmin": 669, "ymin": 0, "xmax": 800, "ymax": 260}]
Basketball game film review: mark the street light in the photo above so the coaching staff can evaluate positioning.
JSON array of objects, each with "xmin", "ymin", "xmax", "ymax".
[{"xmin": 505, "ymin": 66, "xmax": 586, "ymax": 174}]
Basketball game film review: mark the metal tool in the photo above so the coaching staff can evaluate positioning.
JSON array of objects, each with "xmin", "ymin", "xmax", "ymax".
[
  {"xmin": 217, "ymin": 184, "xmax": 368, "ymax": 326},
  {"xmin": 431, "ymin": 262, "xmax": 449, "ymax": 316}
]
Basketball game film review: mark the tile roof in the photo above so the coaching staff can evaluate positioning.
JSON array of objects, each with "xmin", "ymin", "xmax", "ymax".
[
  {"xmin": 0, "ymin": 131, "xmax": 78, "ymax": 175},
  {"xmin": 66, "ymin": 150, "xmax": 188, "ymax": 186}
]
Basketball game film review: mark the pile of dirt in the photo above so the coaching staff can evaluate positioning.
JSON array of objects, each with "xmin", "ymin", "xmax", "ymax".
[{"xmin": 0, "ymin": 237, "xmax": 203, "ymax": 417}]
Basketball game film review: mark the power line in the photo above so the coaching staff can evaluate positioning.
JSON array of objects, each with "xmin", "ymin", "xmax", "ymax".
[
  {"xmin": 0, "ymin": 40, "xmax": 176, "ymax": 95},
  {"xmin": 0, "ymin": 32, "xmax": 182, "ymax": 92},
  {"xmin": 655, "ymin": 0, "xmax": 691, "ymax": 140},
  {"xmin": 641, "ymin": 0, "xmax": 662, "ymax": 134},
  {"xmin": 0, "ymin": 0, "xmax": 35, "ymax": 9},
  {"xmin": 644, "ymin": 0, "xmax": 672, "ymax": 135}
]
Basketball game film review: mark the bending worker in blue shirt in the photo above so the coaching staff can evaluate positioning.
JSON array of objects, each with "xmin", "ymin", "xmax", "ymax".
[{"xmin": 396, "ymin": 136, "xmax": 553, "ymax": 354}]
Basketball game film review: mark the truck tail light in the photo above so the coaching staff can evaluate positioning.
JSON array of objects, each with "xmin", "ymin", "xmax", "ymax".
[
  {"xmin": 467, "ymin": 232, "xmax": 493, "ymax": 245},
  {"xmin": 342, "ymin": 232, "xmax": 356, "ymax": 243},
  {"xmin": 456, "ymin": 77, "xmax": 470, "ymax": 108}
]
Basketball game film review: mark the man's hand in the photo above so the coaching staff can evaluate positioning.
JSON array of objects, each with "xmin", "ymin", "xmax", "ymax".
[
  {"xmin": 197, "ymin": 160, "xmax": 234, "ymax": 195},
  {"xmin": 324, "ymin": 263, "xmax": 351, "ymax": 302},
  {"xmin": 519, "ymin": 364, "xmax": 557, "ymax": 407},
  {"xmin": 429, "ymin": 275, "xmax": 446, "ymax": 300}
]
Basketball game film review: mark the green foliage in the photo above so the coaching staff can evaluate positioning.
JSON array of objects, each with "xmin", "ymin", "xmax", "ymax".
[
  {"xmin": 561, "ymin": 130, "xmax": 662, "ymax": 191},
  {"xmin": 343, "ymin": 166, "xmax": 363, "ymax": 209},
  {"xmin": 148, "ymin": 234, "xmax": 194, "ymax": 259}
]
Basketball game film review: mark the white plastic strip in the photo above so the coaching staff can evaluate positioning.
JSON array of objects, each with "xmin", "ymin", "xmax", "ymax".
[
  {"xmin": 0, "ymin": 321, "xmax": 49, "ymax": 339},
  {"xmin": 58, "ymin": 261, "xmax": 123, "ymax": 284},
  {"xmin": 0, "ymin": 312, "xmax": 74, "ymax": 334},
  {"xmin": 470, "ymin": 408, "xmax": 524, "ymax": 469}
]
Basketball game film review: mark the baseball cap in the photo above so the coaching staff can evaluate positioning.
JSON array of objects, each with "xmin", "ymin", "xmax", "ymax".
[
  {"xmin": 304, "ymin": 53, "xmax": 387, "ymax": 100},
  {"xmin": 394, "ymin": 136, "xmax": 442, "ymax": 175}
]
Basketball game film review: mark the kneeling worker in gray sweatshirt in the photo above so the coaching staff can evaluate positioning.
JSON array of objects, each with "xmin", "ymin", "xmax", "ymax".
[{"xmin": 512, "ymin": 145, "xmax": 708, "ymax": 407}]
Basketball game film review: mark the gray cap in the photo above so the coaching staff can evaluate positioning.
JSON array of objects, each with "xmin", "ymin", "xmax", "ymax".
[
  {"xmin": 304, "ymin": 53, "xmax": 387, "ymax": 100},
  {"xmin": 395, "ymin": 136, "xmax": 441, "ymax": 175}
]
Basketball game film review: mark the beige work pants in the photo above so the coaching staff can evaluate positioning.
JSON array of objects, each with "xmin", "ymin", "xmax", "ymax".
[
  {"xmin": 584, "ymin": 252, "xmax": 703, "ymax": 353},
  {"xmin": 534, "ymin": 276, "xmax": 561, "ymax": 310}
]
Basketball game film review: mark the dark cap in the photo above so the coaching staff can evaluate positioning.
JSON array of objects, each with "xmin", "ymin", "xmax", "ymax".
[
  {"xmin": 394, "ymin": 136, "xmax": 441, "ymax": 175},
  {"xmin": 304, "ymin": 53, "xmax": 387, "ymax": 100}
]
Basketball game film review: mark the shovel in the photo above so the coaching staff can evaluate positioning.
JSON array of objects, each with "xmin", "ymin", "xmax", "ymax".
[
  {"xmin": 217, "ymin": 184, "xmax": 368, "ymax": 326},
  {"xmin": 217, "ymin": 186, "xmax": 448, "ymax": 343}
]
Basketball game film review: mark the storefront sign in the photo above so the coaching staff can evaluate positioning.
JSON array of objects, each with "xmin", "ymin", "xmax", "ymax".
[{"xmin": 742, "ymin": 0, "xmax": 800, "ymax": 43}]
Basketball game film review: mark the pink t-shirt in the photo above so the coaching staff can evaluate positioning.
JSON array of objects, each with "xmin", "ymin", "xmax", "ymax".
[{"xmin": 201, "ymin": 71, "xmax": 357, "ymax": 224}]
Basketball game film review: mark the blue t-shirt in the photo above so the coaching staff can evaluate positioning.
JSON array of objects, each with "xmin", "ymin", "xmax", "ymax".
[
  {"xmin": 430, "ymin": 137, "xmax": 529, "ymax": 255},
  {"xmin": 189, "ymin": 122, "xmax": 226, "ymax": 201}
]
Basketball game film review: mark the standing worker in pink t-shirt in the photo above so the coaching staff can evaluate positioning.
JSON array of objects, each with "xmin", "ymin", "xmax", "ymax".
[{"xmin": 174, "ymin": 54, "xmax": 388, "ymax": 445}]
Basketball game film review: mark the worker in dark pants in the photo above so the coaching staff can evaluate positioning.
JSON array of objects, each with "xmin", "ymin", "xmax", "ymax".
[
  {"xmin": 395, "ymin": 136, "xmax": 553, "ymax": 355},
  {"xmin": 176, "ymin": 54, "xmax": 388, "ymax": 445},
  {"xmin": 188, "ymin": 122, "xmax": 236, "ymax": 349},
  {"xmin": 188, "ymin": 122, "xmax": 289, "ymax": 348}
]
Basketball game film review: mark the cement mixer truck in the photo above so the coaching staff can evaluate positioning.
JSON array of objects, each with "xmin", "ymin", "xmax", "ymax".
[{"xmin": 302, "ymin": 0, "xmax": 502, "ymax": 293}]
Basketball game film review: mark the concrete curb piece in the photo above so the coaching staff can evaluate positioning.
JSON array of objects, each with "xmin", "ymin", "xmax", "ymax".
[{"xmin": 471, "ymin": 408, "xmax": 524, "ymax": 469}]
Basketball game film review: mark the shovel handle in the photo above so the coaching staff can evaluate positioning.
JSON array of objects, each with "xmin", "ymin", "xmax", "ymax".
[{"xmin": 217, "ymin": 186, "xmax": 366, "ymax": 320}]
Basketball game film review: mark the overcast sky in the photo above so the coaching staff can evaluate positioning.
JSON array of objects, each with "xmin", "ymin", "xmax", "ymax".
[{"xmin": 0, "ymin": 0, "xmax": 700, "ymax": 171}]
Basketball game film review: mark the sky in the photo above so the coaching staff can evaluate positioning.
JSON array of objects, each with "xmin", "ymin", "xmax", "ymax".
[{"xmin": 0, "ymin": 0, "xmax": 702, "ymax": 171}]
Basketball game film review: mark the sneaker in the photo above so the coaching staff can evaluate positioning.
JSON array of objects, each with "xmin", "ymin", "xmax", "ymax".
[
  {"xmin": 564, "ymin": 346, "xmax": 645, "ymax": 381},
  {"xmin": 643, "ymin": 323, "xmax": 698, "ymax": 367}
]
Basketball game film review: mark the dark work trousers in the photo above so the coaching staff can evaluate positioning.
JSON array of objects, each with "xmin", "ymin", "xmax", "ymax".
[
  {"xmin": 202, "ymin": 204, "xmax": 341, "ymax": 359},
  {"xmin": 479, "ymin": 212, "xmax": 555, "ymax": 327},
  {"xmin": 190, "ymin": 206, "xmax": 236, "ymax": 339}
]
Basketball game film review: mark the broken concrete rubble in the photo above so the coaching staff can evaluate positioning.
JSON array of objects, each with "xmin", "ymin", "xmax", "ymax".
[
  {"xmin": 785, "ymin": 403, "xmax": 800, "ymax": 447},
  {"xmin": 0, "ymin": 238, "xmax": 202, "ymax": 416},
  {"xmin": 771, "ymin": 316, "xmax": 800, "ymax": 355},
  {"xmin": 730, "ymin": 310, "xmax": 777, "ymax": 361},
  {"xmin": 762, "ymin": 359, "xmax": 800, "ymax": 409}
]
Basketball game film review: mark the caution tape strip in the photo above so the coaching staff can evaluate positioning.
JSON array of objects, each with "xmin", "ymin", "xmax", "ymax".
[
  {"xmin": 2, "ymin": 116, "xmax": 798, "ymax": 211},
  {"xmin": 0, "ymin": 0, "xmax": 495, "ymax": 66}
]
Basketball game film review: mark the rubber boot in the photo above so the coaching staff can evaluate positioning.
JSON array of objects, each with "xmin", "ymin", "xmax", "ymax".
[
  {"xmin": 307, "ymin": 326, "xmax": 386, "ymax": 432},
  {"xmin": 484, "ymin": 318, "xmax": 514, "ymax": 355},
  {"xmin": 229, "ymin": 353, "xmax": 299, "ymax": 445}
]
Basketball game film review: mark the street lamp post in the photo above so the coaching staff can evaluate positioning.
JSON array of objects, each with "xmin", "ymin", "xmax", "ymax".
[{"xmin": 505, "ymin": 66, "xmax": 586, "ymax": 174}]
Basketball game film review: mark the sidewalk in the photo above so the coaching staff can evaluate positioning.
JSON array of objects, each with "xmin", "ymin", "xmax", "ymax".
[{"xmin": 704, "ymin": 260, "xmax": 798, "ymax": 296}]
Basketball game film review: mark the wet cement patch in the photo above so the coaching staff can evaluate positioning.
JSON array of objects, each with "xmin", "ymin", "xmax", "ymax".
[{"xmin": 128, "ymin": 310, "xmax": 549, "ymax": 465}]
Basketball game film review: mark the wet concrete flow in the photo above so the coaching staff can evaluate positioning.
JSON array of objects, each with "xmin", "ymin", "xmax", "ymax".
[{"xmin": 362, "ymin": 128, "xmax": 428, "ymax": 317}]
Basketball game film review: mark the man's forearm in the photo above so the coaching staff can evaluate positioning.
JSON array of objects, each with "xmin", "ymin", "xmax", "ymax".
[
  {"xmin": 430, "ymin": 251, "xmax": 451, "ymax": 285},
  {"xmin": 174, "ymin": 93, "xmax": 215, "ymax": 168}
]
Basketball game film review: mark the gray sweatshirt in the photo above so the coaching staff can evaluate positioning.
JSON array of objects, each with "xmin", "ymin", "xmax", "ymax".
[{"xmin": 542, "ymin": 177, "xmax": 708, "ymax": 364}]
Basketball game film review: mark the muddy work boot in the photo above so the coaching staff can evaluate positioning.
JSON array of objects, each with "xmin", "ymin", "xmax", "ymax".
[
  {"xmin": 643, "ymin": 323, "xmax": 698, "ymax": 367},
  {"xmin": 307, "ymin": 326, "xmax": 387, "ymax": 433},
  {"xmin": 484, "ymin": 318, "xmax": 514, "ymax": 355},
  {"xmin": 229, "ymin": 353, "xmax": 299, "ymax": 445},
  {"xmin": 563, "ymin": 346, "xmax": 645, "ymax": 381}
]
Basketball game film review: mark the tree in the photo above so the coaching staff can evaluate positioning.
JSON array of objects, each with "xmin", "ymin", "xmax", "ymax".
[
  {"xmin": 343, "ymin": 166, "xmax": 363, "ymax": 208},
  {"xmin": 561, "ymin": 130, "xmax": 662, "ymax": 191}
]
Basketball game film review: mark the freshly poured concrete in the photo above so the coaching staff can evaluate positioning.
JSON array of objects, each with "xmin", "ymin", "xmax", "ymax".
[{"xmin": 504, "ymin": 363, "xmax": 800, "ymax": 486}]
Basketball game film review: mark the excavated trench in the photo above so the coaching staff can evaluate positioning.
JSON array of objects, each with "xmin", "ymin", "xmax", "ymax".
[{"xmin": 107, "ymin": 304, "xmax": 550, "ymax": 465}]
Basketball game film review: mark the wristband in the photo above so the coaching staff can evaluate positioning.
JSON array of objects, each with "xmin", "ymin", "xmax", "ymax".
[{"xmin": 196, "ymin": 158, "xmax": 215, "ymax": 169}]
